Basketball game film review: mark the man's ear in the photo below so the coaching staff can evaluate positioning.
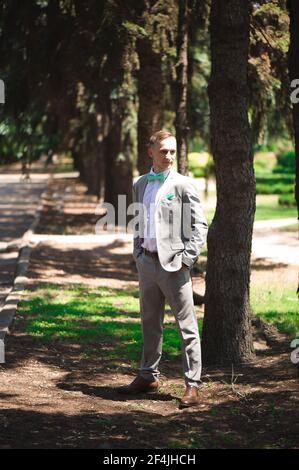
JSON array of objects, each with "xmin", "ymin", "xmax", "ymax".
[{"xmin": 147, "ymin": 147, "xmax": 153, "ymax": 159}]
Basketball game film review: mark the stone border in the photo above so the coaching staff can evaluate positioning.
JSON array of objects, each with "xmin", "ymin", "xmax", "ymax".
[{"xmin": 0, "ymin": 184, "xmax": 48, "ymax": 363}]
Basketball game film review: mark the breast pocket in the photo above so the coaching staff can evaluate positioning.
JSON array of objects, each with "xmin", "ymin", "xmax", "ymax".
[{"xmin": 162, "ymin": 196, "xmax": 179, "ymax": 205}]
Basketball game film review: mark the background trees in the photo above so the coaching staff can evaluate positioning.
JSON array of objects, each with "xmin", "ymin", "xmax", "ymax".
[{"xmin": 1, "ymin": 1, "xmax": 293, "ymax": 194}]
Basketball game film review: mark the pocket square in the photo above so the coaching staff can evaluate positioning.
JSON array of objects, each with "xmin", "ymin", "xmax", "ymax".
[{"xmin": 165, "ymin": 193, "xmax": 175, "ymax": 200}]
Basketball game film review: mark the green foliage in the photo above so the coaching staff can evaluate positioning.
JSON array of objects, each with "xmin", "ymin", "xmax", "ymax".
[
  {"xmin": 256, "ymin": 174, "xmax": 294, "ymax": 184},
  {"xmin": 254, "ymin": 143, "xmax": 276, "ymax": 153},
  {"xmin": 255, "ymin": 172, "xmax": 294, "ymax": 195},
  {"xmin": 274, "ymin": 150, "xmax": 296, "ymax": 174},
  {"xmin": 249, "ymin": 1, "xmax": 291, "ymax": 146},
  {"xmin": 188, "ymin": 28, "xmax": 211, "ymax": 147},
  {"xmin": 278, "ymin": 193, "xmax": 296, "ymax": 207},
  {"xmin": 0, "ymin": 112, "xmax": 58, "ymax": 164},
  {"xmin": 188, "ymin": 151, "xmax": 214, "ymax": 178},
  {"xmin": 254, "ymin": 159, "xmax": 273, "ymax": 173},
  {"xmin": 254, "ymin": 149, "xmax": 295, "ymax": 195},
  {"xmin": 0, "ymin": 0, "xmax": 294, "ymax": 191},
  {"xmin": 122, "ymin": 21, "xmax": 147, "ymax": 39},
  {"xmin": 253, "ymin": 151, "xmax": 277, "ymax": 173},
  {"xmin": 256, "ymin": 183, "xmax": 294, "ymax": 195},
  {"xmin": 191, "ymin": 167, "xmax": 205, "ymax": 178}
]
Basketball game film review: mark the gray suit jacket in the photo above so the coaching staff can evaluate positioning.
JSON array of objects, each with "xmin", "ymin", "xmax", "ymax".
[{"xmin": 132, "ymin": 169, "xmax": 208, "ymax": 272}]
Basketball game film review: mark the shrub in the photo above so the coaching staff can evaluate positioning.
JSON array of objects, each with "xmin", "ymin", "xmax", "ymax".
[
  {"xmin": 256, "ymin": 181, "xmax": 294, "ymax": 195},
  {"xmin": 256, "ymin": 174, "xmax": 295, "ymax": 184},
  {"xmin": 188, "ymin": 152, "xmax": 214, "ymax": 178},
  {"xmin": 278, "ymin": 194, "xmax": 296, "ymax": 207},
  {"xmin": 274, "ymin": 150, "xmax": 295, "ymax": 174}
]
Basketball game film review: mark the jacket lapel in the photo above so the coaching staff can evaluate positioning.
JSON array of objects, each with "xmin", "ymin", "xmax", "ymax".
[{"xmin": 138, "ymin": 175, "xmax": 148, "ymax": 203}]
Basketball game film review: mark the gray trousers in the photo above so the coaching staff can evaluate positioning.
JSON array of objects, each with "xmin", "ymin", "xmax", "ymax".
[{"xmin": 136, "ymin": 252, "xmax": 202, "ymax": 387}]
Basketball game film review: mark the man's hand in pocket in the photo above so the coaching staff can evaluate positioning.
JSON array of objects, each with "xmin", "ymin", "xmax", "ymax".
[{"xmin": 180, "ymin": 263, "xmax": 190, "ymax": 272}]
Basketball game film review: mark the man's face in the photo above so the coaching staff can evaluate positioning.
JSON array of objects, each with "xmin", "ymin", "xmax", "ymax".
[{"xmin": 148, "ymin": 136, "xmax": 176, "ymax": 172}]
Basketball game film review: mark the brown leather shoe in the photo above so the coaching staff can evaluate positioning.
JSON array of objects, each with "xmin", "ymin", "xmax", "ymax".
[
  {"xmin": 116, "ymin": 376, "xmax": 160, "ymax": 395},
  {"xmin": 180, "ymin": 385, "xmax": 200, "ymax": 407}
]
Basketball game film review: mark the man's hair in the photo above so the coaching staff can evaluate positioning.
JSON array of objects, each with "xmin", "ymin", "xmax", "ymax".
[{"xmin": 148, "ymin": 129, "xmax": 175, "ymax": 148}]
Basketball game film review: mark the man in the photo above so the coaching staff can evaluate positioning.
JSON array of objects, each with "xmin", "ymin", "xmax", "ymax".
[{"xmin": 117, "ymin": 130, "xmax": 208, "ymax": 407}]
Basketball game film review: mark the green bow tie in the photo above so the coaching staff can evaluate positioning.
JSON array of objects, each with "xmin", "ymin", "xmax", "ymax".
[{"xmin": 147, "ymin": 172, "xmax": 166, "ymax": 182}]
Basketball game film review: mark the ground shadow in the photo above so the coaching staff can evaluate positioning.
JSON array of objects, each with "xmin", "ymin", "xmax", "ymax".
[{"xmin": 0, "ymin": 385, "xmax": 298, "ymax": 449}]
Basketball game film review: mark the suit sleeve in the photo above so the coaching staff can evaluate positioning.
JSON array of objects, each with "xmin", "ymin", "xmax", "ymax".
[{"xmin": 181, "ymin": 179, "xmax": 208, "ymax": 268}]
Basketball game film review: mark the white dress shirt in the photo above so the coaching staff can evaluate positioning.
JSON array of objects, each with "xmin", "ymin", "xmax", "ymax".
[{"xmin": 141, "ymin": 167, "xmax": 171, "ymax": 253}]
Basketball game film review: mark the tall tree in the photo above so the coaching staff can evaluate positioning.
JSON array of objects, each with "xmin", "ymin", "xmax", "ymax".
[
  {"xmin": 175, "ymin": 0, "xmax": 189, "ymax": 175},
  {"xmin": 102, "ymin": 4, "xmax": 137, "ymax": 220},
  {"xmin": 135, "ymin": 0, "xmax": 175, "ymax": 174},
  {"xmin": 202, "ymin": 0, "xmax": 255, "ymax": 364},
  {"xmin": 137, "ymin": 35, "xmax": 164, "ymax": 174},
  {"xmin": 287, "ymin": 0, "xmax": 299, "ymax": 214}
]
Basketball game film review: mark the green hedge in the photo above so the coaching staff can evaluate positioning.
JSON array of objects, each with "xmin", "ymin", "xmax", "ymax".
[
  {"xmin": 191, "ymin": 167, "xmax": 205, "ymax": 178},
  {"xmin": 256, "ymin": 182, "xmax": 294, "ymax": 195},
  {"xmin": 255, "ymin": 173, "xmax": 295, "ymax": 184},
  {"xmin": 275, "ymin": 150, "xmax": 295, "ymax": 173},
  {"xmin": 278, "ymin": 193, "xmax": 296, "ymax": 207}
]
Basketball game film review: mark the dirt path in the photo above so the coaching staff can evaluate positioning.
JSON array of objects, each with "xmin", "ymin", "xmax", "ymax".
[
  {"xmin": 252, "ymin": 218, "xmax": 298, "ymax": 268},
  {"xmin": 0, "ymin": 173, "xmax": 48, "ymax": 307}
]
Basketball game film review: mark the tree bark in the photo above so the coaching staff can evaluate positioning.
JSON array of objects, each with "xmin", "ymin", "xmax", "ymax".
[
  {"xmin": 104, "ymin": 111, "xmax": 133, "ymax": 227},
  {"xmin": 287, "ymin": 0, "xmax": 299, "ymax": 215},
  {"xmin": 175, "ymin": 0, "xmax": 189, "ymax": 176},
  {"xmin": 137, "ymin": 37, "xmax": 164, "ymax": 175},
  {"xmin": 202, "ymin": 0, "xmax": 255, "ymax": 365}
]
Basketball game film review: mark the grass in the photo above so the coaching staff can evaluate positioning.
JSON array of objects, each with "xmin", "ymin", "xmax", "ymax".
[
  {"xmin": 277, "ymin": 223, "xmax": 298, "ymax": 232},
  {"xmin": 17, "ymin": 284, "xmax": 203, "ymax": 366},
  {"xmin": 205, "ymin": 195, "xmax": 297, "ymax": 223},
  {"xmin": 251, "ymin": 284, "xmax": 299, "ymax": 337},
  {"xmin": 52, "ymin": 164, "xmax": 75, "ymax": 173},
  {"xmin": 168, "ymin": 430, "xmax": 239, "ymax": 449},
  {"xmin": 254, "ymin": 203, "xmax": 297, "ymax": 221},
  {"xmin": 17, "ymin": 281, "xmax": 299, "ymax": 369}
]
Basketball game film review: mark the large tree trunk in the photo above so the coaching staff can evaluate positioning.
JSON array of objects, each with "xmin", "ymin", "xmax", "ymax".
[
  {"xmin": 202, "ymin": 0, "xmax": 255, "ymax": 365},
  {"xmin": 287, "ymin": 0, "xmax": 299, "ymax": 215},
  {"xmin": 175, "ymin": 0, "xmax": 189, "ymax": 175},
  {"xmin": 104, "ymin": 113, "xmax": 133, "ymax": 227},
  {"xmin": 137, "ymin": 37, "xmax": 164, "ymax": 175},
  {"xmin": 80, "ymin": 114, "xmax": 103, "ymax": 196},
  {"xmin": 104, "ymin": 38, "xmax": 134, "ymax": 226}
]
